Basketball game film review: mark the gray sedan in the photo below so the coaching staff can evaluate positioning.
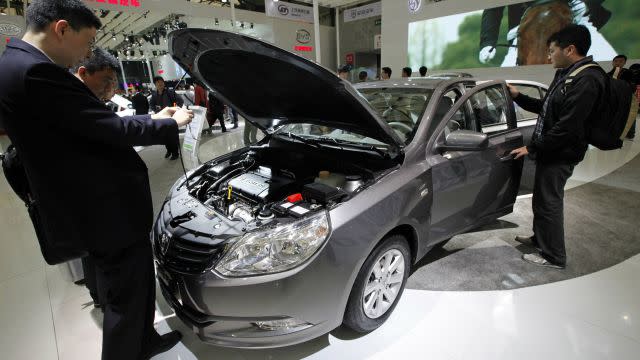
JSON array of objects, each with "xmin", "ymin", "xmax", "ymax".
[{"xmin": 153, "ymin": 29, "xmax": 525, "ymax": 348}]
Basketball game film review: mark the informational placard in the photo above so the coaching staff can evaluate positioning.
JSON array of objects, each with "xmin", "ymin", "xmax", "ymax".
[
  {"xmin": 265, "ymin": 0, "xmax": 314, "ymax": 24},
  {"xmin": 343, "ymin": 2, "xmax": 381, "ymax": 23},
  {"xmin": 374, "ymin": 34, "xmax": 382, "ymax": 50},
  {"xmin": 182, "ymin": 106, "xmax": 206, "ymax": 170}
]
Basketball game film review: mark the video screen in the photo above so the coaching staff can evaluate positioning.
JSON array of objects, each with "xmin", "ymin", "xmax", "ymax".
[{"xmin": 408, "ymin": 0, "xmax": 639, "ymax": 70}]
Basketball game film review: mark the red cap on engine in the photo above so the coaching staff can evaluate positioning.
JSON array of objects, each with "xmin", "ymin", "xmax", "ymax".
[{"xmin": 287, "ymin": 193, "xmax": 303, "ymax": 203}]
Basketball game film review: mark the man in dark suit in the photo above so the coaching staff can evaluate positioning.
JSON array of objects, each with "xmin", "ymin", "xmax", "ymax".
[
  {"xmin": 0, "ymin": 1, "xmax": 193, "ymax": 359},
  {"xmin": 131, "ymin": 86, "xmax": 151, "ymax": 115},
  {"xmin": 150, "ymin": 76, "xmax": 183, "ymax": 160}
]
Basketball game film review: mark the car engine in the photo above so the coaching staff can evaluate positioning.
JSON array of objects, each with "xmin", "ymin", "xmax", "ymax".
[{"xmin": 184, "ymin": 152, "xmax": 366, "ymax": 225}]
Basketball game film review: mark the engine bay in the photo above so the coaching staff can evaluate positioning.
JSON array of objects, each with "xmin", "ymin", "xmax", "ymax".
[{"xmin": 178, "ymin": 143, "xmax": 394, "ymax": 226}]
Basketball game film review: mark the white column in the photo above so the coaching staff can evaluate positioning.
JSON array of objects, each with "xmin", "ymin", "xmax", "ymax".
[
  {"xmin": 335, "ymin": 7, "xmax": 340, "ymax": 67},
  {"xmin": 230, "ymin": 0, "xmax": 237, "ymax": 32},
  {"xmin": 118, "ymin": 59, "xmax": 128, "ymax": 91},
  {"xmin": 145, "ymin": 59, "xmax": 154, "ymax": 85},
  {"xmin": 313, "ymin": 0, "xmax": 321, "ymax": 63}
]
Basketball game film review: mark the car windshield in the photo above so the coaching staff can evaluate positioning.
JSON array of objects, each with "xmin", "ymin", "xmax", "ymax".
[
  {"xmin": 357, "ymin": 87, "xmax": 433, "ymax": 144},
  {"xmin": 274, "ymin": 124, "xmax": 390, "ymax": 155}
]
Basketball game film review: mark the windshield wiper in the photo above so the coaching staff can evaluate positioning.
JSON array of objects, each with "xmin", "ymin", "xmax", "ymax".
[
  {"xmin": 274, "ymin": 132, "xmax": 321, "ymax": 148},
  {"xmin": 315, "ymin": 137, "xmax": 389, "ymax": 158}
]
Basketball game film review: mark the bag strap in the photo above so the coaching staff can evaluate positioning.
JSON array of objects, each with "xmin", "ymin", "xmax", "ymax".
[{"xmin": 565, "ymin": 63, "xmax": 601, "ymax": 85}]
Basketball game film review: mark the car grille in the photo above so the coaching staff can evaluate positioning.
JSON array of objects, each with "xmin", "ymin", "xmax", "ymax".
[{"xmin": 157, "ymin": 235, "xmax": 223, "ymax": 275}]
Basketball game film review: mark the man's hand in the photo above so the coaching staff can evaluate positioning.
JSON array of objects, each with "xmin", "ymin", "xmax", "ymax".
[
  {"xmin": 172, "ymin": 108, "xmax": 194, "ymax": 127},
  {"xmin": 151, "ymin": 106, "xmax": 180, "ymax": 120},
  {"xmin": 506, "ymin": 84, "xmax": 520, "ymax": 98},
  {"xmin": 510, "ymin": 146, "xmax": 529, "ymax": 159}
]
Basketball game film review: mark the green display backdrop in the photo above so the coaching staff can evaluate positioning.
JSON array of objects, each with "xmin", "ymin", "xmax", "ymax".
[{"xmin": 408, "ymin": 0, "xmax": 640, "ymax": 70}]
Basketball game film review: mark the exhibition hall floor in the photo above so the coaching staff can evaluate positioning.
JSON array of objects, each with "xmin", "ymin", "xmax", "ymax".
[{"xmin": 1, "ymin": 125, "xmax": 639, "ymax": 359}]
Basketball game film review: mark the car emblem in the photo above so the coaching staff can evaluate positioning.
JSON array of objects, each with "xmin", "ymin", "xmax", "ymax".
[
  {"xmin": 408, "ymin": 0, "xmax": 422, "ymax": 14},
  {"xmin": 159, "ymin": 233, "xmax": 171, "ymax": 255}
]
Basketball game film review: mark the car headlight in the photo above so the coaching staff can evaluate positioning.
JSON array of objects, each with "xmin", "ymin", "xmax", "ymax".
[{"xmin": 214, "ymin": 211, "xmax": 331, "ymax": 277}]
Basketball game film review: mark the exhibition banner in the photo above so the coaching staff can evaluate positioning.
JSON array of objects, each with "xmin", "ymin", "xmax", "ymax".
[
  {"xmin": 182, "ymin": 106, "xmax": 206, "ymax": 170},
  {"xmin": 408, "ymin": 0, "xmax": 640, "ymax": 70},
  {"xmin": 343, "ymin": 2, "xmax": 382, "ymax": 23},
  {"xmin": 265, "ymin": 0, "xmax": 314, "ymax": 24}
]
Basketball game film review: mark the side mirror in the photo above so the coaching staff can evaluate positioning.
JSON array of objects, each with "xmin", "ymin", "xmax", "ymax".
[{"xmin": 440, "ymin": 130, "xmax": 488, "ymax": 151}]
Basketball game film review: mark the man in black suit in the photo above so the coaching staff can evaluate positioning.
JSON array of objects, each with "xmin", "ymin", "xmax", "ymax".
[
  {"xmin": 72, "ymin": 48, "xmax": 121, "ymax": 309},
  {"xmin": 0, "ymin": 1, "xmax": 193, "ymax": 359},
  {"xmin": 150, "ymin": 76, "xmax": 183, "ymax": 160},
  {"xmin": 131, "ymin": 86, "xmax": 151, "ymax": 115}
]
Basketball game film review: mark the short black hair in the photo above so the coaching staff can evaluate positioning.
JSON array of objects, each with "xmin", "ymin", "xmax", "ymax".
[
  {"xmin": 402, "ymin": 67, "xmax": 412, "ymax": 76},
  {"xmin": 337, "ymin": 64, "xmax": 351, "ymax": 74},
  {"xmin": 613, "ymin": 54, "xmax": 628, "ymax": 61},
  {"xmin": 419, "ymin": 66, "xmax": 428, "ymax": 76},
  {"xmin": 26, "ymin": 0, "xmax": 101, "ymax": 32},
  {"xmin": 153, "ymin": 76, "xmax": 165, "ymax": 83},
  {"xmin": 382, "ymin": 67, "xmax": 392, "ymax": 77},
  {"xmin": 547, "ymin": 24, "xmax": 591, "ymax": 56},
  {"xmin": 358, "ymin": 71, "xmax": 368, "ymax": 80},
  {"xmin": 72, "ymin": 48, "xmax": 119, "ymax": 74}
]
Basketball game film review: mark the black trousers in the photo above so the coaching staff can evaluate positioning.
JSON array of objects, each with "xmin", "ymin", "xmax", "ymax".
[
  {"xmin": 91, "ymin": 240, "xmax": 160, "ymax": 360},
  {"xmin": 531, "ymin": 161, "xmax": 575, "ymax": 266},
  {"xmin": 164, "ymin": 142, "xmax": 178, "ymax": 156},
  {"xmin": 81, "ymin": 256, "xmax": 99, "ymax": 304}
]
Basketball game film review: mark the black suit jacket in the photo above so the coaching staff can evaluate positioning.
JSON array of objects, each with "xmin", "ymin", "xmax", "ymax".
[
  {"xmin": 149, "ymin": 89, "xmax": 183, "ymax": 113},
  {"xmin": 0, "ymin": 39, "xmax": 178, "ymax": 254}
]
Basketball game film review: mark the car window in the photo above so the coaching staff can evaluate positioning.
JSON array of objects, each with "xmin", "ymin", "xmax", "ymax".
[
  {"xmin": 357, "ymin": 87, "xmax": 434, "ymax": 144},
  {"xmin": 469, "ymin": 86, "xmax": 510, "ymax": 133},
  {"xmin": 513, "ymin": 85, "xmax": 542, "ymax": 121}
]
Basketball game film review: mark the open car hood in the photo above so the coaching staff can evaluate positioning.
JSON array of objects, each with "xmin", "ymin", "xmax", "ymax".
[{"xmin": 168, "ymin": 29, "xmax": 403, "ymax": 149}]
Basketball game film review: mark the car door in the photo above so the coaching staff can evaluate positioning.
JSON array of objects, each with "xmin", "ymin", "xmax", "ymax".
[
  {"xmin": 508, "ymin": 81, "xmax": 545, "ymax": 145},
  {"xmin": 428, "ymin": 81, "xmax": 524, "ymax": 243}
]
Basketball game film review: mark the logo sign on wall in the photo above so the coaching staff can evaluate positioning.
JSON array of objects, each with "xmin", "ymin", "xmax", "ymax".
[
  {"xmin": 345, "ymin": 53, "xmax": 354, "ymax": 65},
  {"xmin": 374, "ymin": 34, "xmax": 382, "ymax": 50},
  {"xmin": 408, "ymin": 0, "xmax": 422, "ymax": 14},
  {"xmin": 344, "ymin": 2, "xmax": 381, "ymax": 23},
  {"xmin": 296, "ymin": 29, "xmax": 311, "ymax": 44},
  {"xmin": 88, "ymin": 0, "xmax": 142, "ymax": 7},
  {"xmin": 265, "ymin": 0, "xmax": 314, "ymax": 24},
  {"xmin": 0, "ymin": 23, "xmax": 22, "ymax": 37}
]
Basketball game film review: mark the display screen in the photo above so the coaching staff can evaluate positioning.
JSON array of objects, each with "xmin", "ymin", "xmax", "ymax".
[{"xmin": 408, "ymin": 0, "xmax": 640, "ymax": 70}]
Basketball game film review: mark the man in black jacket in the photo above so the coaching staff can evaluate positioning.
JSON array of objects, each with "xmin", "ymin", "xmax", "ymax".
[
  {"xmin": 150, "ymin": 76, "xmax": 184, "ymax": 160},
  {"xmin": 0, "ymin": 1, "xmax": 193, "ymax": 359},
  {"xmin": 508, "ymin": 24, "xmax": 605, "ymax": 269}
]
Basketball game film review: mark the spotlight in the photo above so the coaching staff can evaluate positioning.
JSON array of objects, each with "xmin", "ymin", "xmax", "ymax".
[
  {"xmin": 215, "ymin": 18, "xmax": 219, "ymax": 26},
  {"xmin": 240, "ymin": 22, "xmax": 244, "ymax": 29},
  {"xmin": 112, "ymin": 32, "xmax": 117, "ymax": 41},
  {"xmin": 250, "ymin": 23, "xmax": 254, "ymax": 29}
]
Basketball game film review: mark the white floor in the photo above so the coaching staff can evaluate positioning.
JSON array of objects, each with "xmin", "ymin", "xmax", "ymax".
[{"xmin": 1, "ymin": 135, "xmax": 639, "ymax": 360}]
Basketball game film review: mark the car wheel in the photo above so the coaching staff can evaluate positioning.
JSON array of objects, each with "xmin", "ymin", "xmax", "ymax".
[{"xmin": 343, "ymin": 234, "xmax": 410, "ymax": 333}]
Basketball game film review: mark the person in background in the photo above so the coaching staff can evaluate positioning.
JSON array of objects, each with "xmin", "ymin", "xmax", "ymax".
[
  {"xmin": 626, "ymin": 63, "xmax": 640, "ymax": 140},
  {"xmin": 608, "ymin": 54, "xmax": 633, "ymax": 83},
  {"xmin": 131, "ymin": 85, "xmax": 150, "ymax": 115},
  {"xmin": 150, "ymin": 76, "xmax": 183, "ymax": 160},
  {"xmin": 402, "ymin": 67, "xmax": 412, "ymax": 78},
  {"xmin": 337, "ymin": 64, "xmax": 350, "ymax": 80},
  {"xmin": 419, "ymin": 66, "xmax": 428, "ymax": 77},
  {"xmin": 381, "ymin": 66, "xmax": 392, "ymax": 80},
  {"xmin": 358, "ymin": 70, "xmax": 368, "ymax": 82}
]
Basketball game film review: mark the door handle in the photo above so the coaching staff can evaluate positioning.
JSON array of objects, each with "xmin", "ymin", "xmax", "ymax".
[{"xmin": 500, "ymin": 153, "xmax": 515, "ymax": 162}]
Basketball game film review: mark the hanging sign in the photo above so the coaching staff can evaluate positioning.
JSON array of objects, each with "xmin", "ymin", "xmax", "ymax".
[
  {"xmin": 344, "ymin": 2, "xmax": 381, "ymax": 23},
  {"xmin": 265, "ymin": 0, "xmax": 314, "ymax": 24}
]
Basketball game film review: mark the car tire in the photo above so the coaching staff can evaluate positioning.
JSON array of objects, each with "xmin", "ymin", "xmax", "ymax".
[{"xmin": 343, "ymin": 234, "xmax": 410, "ymax": 333}]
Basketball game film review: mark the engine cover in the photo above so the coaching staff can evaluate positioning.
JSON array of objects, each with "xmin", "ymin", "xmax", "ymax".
[{"xmin": 228, "ymin": 167, "xmax": 295, "ymax": 203}]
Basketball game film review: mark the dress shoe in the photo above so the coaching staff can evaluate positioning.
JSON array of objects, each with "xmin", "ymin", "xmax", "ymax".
[
  {"xmin": 164, "ymin": 151, "xmax": 171, "ymax": 159},
  {"xmin": 170, "ymin": 153, "xmax": 179, "ymax": 161},
  {"xmin": 515, "ymin": 235, "xmax": 540, "ymax": 250},
  {"xmin": 141, "ymin": 330, "xmax": 182, "ymax": 360}
]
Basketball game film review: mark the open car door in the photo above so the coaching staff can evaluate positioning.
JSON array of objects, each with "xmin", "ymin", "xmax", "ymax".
[{"xmin": 427, "ymin": 81, "xmax": 524, "ymax": 243}]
